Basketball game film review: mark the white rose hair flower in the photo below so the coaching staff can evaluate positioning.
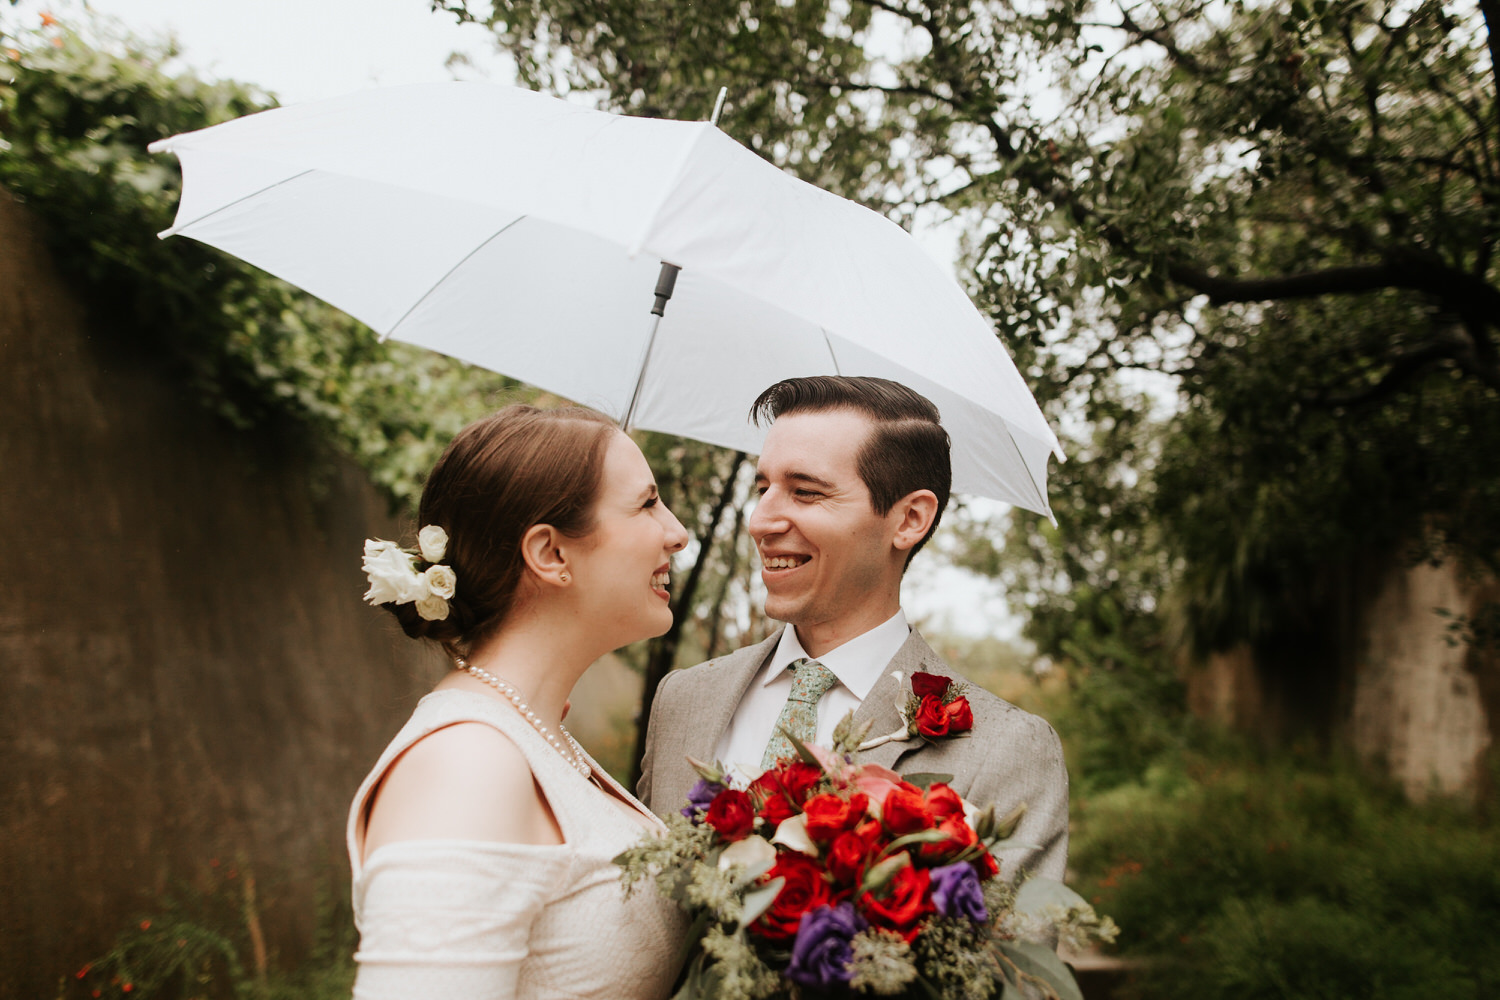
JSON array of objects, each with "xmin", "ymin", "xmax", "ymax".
[
  {"xmin": 424, "ymin": 564, "xmax": 457, "ymax": 600},
  {"xmin": 361, "ymin": 527, "xmax": 458, "ymax": 617},
  {"xmin": 417, "ymin": 524, "xmax": 449, "ymax": 563}
]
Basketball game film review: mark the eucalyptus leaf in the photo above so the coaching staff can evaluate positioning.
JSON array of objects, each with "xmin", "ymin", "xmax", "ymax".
[
  {"xmin": 998, "ymin": 941, "xmax": 1084, "ymax": 1000},
  {"xmin": 902, "ymin": 772, "xmax": 955, "ymax": 789},
  {"xmin": 1014, "ymin": 878, "xmax": 1089, "ymax": 917},
  {"xmin": 781, "ymin": 727, "xmax": 824, "ymax": 768},
  {"xmin": 882, "ymin": 829, "xmax": 952, "ymax": 854},
  {"xmin": 858, "ymin": 852, "xmax": 911, "ymax": 896}
]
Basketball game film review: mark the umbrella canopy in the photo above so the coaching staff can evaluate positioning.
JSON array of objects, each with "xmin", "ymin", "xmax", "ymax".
[{"xmin": 150, "ymin": 82, "xmax": 1060, "ymax": 516}]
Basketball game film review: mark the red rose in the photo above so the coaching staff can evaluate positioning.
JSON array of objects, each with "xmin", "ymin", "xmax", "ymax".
[
  {"xmin": 826, "ymin": 828, "xmax": 878, "ymax": 886},
  {"xmin": 975, "ymin": 847, "xmax": 1000, "ymax": 880},
  {"xmin": 924, "ymin": 783, "xmax": 965, "ymax": 823},
  {"xmin": 944, "ymin": 696, "xmax": 974, "ymax": 732},
  {"xmin": 803, "ymin": 792, "xmax": 869, "ymax": 843},
  {"xmin": 779, "ymin": 762, "xmax": 823, "ymax": 805},
  {"xmin": 914, "ymin": 694, "xmax": 950, "ymax": 738},
  {"xmin": 910, "ymin": 672, "xmax": 950, "ymax": 699},
  {"xmin": 749, "ymin": 773, "xmax": 797, "ymax": 827},
  {"xmin": 704, "ymin": 788, "xmax": 755, "ymax": 841},
  {"xmin": 859, "ymin": 863, "xmax": 933, "ymax": 941},
  {"xmin": 881, "ymin": 787, "xmax": 934, "ymax": 835},
  {"xmin": 750, "ymin": 761, "xmax": 825, "ymax": 828},
  {"xmin": 753, "ymin": 852, "xmax": 833, "ymax": 941},
  {"xmin": 918, "ymin": 814, "xmax": 978, "ymax": 864}
]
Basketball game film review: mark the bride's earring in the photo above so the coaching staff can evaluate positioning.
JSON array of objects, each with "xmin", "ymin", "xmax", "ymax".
[{"xmin": 560, "ymin": 572, "xmax": 571, "ymax": 583}]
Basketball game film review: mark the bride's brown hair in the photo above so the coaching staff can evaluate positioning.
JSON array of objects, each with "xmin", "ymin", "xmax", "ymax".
[{"xmin": 384, "ymin": 404, "xmax": 617, "ymax": 650}]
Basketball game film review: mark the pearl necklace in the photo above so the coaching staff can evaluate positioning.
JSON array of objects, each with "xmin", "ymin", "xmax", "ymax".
[{"xmin": 456, "ymin": 657, "xmax": 592, "ymax": 777}]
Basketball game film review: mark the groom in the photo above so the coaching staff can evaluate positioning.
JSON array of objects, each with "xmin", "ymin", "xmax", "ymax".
[{"xmin": 638, "ymin": 375, "xmax": 1068, "ymax": 880}]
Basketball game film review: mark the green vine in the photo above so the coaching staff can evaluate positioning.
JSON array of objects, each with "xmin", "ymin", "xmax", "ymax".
[{"xmin": 0, "ymin": 15, "xmax": 517, "ymax": 507}]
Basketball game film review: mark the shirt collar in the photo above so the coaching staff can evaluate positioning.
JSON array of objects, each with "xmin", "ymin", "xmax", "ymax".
[{"xmin": 760, "ymin": 609, "xmax": 910, "ymax": 700}]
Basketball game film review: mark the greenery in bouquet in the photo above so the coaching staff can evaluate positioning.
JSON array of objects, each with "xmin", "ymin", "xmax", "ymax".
[{"xmin": 616, "ymin": 717, "xmax": 1115, "ymax": 1000}]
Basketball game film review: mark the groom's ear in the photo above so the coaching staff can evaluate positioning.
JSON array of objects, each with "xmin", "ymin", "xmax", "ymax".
[
  {"xmin": 520, "ymin": 523, "xmax": 571, "ymax": 586},
  {"xmin": 890, "ymin": 490, "xmax": 939, "ymax": 553}
]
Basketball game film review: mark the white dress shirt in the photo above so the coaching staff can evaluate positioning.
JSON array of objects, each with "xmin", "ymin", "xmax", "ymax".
[{"xmin": 713, "ymin": 610, "xmax": 910, "ymax": 784}]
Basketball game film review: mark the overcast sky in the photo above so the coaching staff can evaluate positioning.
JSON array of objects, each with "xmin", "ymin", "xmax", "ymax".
[{"xmin": 8, "ymin": 0, "xmax": 1027, "ymax": 640}]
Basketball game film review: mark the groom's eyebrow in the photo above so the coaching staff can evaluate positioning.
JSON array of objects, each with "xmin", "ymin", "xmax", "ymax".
[{"xmin": 788, "ymin": 472, "xmax": 836, "ymax": 490}]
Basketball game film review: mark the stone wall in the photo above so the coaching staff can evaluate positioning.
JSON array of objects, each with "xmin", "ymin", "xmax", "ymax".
[{"xmin": 0, "ymin": 191, "xmax": 445, "ymax": 998}]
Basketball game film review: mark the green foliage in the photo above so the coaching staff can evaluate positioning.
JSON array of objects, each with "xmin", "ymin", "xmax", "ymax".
[
  {"xmin": 442, "ymin": 0, "xmax": 1500, "ymax": 664},
  {"xmin": 72, "ymin": 865, "xmax": 355, "ymax": 1000},
  {"xmin": 0, "ymin": 17, "xmax": 517, "ymax": 506},
  {"xmin": 1070, "ymin": 751, "xmax": 1500, "ymax": 1000}
]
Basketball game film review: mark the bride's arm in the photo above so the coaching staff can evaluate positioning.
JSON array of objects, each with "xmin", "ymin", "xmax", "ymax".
[{"xmin": 353, "ymin": 723, "xmax": 567, "ymax": 1000}]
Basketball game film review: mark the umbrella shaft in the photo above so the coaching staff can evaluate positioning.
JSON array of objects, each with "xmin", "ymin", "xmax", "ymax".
[
  {"xmin": 625, "ymin": 261, "xmax": 681, "ymax": 431},
  {"xmin": 623, "ymin": 312, "xmax": 664, "ymax": 433}
]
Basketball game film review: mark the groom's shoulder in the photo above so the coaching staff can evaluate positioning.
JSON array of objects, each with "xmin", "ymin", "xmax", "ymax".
[{"xmin": 658, "ymin": 630, "xmax": 781, "ymax": 701}]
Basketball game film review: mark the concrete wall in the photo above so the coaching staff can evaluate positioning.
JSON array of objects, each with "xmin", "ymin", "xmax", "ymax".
[
  {"xmin": 0, "ymin": 191, "xmax": 445, "ymax": 998},
  {"xmin": 1185, "ymin": 558, "xmax": 1497, "ymax": 801},
  {"xmin": 1348, "ymin": 562, "xmax": 1495, "ymax": 798}
]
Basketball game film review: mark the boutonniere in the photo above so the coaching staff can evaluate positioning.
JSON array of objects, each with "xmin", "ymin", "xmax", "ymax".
[{"xmin": 858, "ymin": 670, "xmax": 975, "ymax": 751}]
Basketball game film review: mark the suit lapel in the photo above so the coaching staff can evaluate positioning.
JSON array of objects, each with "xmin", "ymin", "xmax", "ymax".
[
  {"xmin": 690, "ymin": 628, "xmax": 783, "ymax": 761},
  {"xmin": 851, "ymin": 629, "xmax": 957, "ymax": 771}
]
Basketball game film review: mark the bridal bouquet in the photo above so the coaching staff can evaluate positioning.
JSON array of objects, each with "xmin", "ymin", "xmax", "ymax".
[{"xmin": 616, "ymin": 719, "xmax": 1115, "ymax": 1000}]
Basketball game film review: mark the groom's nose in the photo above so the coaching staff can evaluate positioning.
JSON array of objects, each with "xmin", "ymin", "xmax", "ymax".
[{"xmin": 746, "ymin": 488, "xmax": 786, "ymax": 542}]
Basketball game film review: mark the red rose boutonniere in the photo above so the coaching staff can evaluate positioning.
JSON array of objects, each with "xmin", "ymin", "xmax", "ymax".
[{"xmin": 859, "ymin": 671, "xmax": 974, "ymax": 751}]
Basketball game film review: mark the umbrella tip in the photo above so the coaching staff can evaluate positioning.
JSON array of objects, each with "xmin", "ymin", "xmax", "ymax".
[{"xmin": 709, "ymin": 87, "xmax": 728, "ymax": 127}]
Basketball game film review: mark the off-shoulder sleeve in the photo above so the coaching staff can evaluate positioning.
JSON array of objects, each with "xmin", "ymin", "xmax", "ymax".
[{"xmin": 351, "ymin": 840, "xmax": 571, "ymax": 1000}]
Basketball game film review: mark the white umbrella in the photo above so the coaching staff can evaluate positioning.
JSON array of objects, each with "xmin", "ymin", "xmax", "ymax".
[{"xmin": 149, "ymin": 82, "xmax": 1061, "ymax": 516}]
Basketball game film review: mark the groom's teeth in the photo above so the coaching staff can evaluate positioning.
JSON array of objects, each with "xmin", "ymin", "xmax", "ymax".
[{"xmin": 764, "ymin": 556, "xmax": 804, "ymax": 570}]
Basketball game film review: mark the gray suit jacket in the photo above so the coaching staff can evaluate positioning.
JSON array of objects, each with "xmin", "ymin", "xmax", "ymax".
[{"xmin": 637, "ymin": 627, "xmax": 1069, "ymax": 881}]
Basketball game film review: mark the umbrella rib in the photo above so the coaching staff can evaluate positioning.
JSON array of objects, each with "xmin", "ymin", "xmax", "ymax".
[
  {"xmin": 156, "ymin": 169, "xmax": 316, "ymax": 238},
  {"xmin": 382, "ymin": 215, "xmax": 527, "ymax": 341},
  {"xmin": 820, "ymin": 328, "xmax": 842, "ymax": 375}
]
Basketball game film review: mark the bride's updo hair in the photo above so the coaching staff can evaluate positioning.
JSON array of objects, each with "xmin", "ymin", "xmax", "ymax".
[{"xmin": 385, "ymin": 404, "xmax": 618, "ymax": 649}]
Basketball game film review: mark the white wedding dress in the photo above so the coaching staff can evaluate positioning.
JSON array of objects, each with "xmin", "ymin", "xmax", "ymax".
[{"xmin": 346, "ymin": 689, "xmax": 686, "ymax": 999}]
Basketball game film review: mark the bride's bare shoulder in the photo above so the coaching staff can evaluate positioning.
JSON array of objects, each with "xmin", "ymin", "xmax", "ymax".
[{"xmin": 361, "ymin": 722, "xmax": 563, "ymax": 859}]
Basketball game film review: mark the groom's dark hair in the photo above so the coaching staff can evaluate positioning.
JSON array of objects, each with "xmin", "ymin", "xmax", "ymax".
[{"xmin": 749, "ymin": 376, "xmax": 950, "ymax": 563}]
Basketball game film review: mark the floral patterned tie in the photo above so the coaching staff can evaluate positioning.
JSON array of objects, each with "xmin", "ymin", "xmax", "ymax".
[{"xmin": 761, "ymin": 658, "xmax": 838, "ymax": 770}]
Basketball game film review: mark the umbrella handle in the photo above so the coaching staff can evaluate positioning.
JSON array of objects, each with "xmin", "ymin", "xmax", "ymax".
[{"xmin": 650, "ymin": 262, "xmax": 680, "ymax": 317}]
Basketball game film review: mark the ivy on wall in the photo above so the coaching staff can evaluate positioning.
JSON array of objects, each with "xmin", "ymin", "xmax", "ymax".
[{"xmin": 0, "ymin": 16, "xmax": 517, "ymax": 506}]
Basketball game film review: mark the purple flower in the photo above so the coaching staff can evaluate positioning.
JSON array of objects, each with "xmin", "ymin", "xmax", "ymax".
[
  {"xmin": 787, "ymin": 902, "xmax": 867, "ymax": 989},
  {"xmin": 929, "ymin": 862, "xmax": 989, "ymax": 923},
  {"xmin": 681, "ymin": 777, "xmax": 724, "ymax": 821}
]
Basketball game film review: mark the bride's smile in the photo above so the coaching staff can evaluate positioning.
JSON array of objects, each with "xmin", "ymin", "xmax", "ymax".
[{"xmin": 564, "ymin": 430, "xmax": 689, "ymax": 648}]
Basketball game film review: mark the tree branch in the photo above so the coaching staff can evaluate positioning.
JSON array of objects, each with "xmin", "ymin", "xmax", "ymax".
[
  {"xmin": 1309, "ymin": 341, "xmax": 1458, "ymax": 408},
  {"xmin": 1166, "ymin": 255, "xmax": 1500, "ymax": 322},
  {"xmin": 1480, "ymin": 0, "xmax": 1500, "ymax": 134},
  {"xmin": 1116, "ymin": 6, "xmax": 1208, "ymax": 75}
]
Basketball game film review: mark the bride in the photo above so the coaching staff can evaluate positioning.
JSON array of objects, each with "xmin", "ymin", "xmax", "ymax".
[{"xmin": 347, "ymin": 404, "xmax": 690, "ymax": 999}]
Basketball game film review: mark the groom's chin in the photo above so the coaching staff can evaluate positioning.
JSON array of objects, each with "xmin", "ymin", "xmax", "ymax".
[{"xmin": 760, "ymin": 593, "xmax": 801, "ymax": 626}]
